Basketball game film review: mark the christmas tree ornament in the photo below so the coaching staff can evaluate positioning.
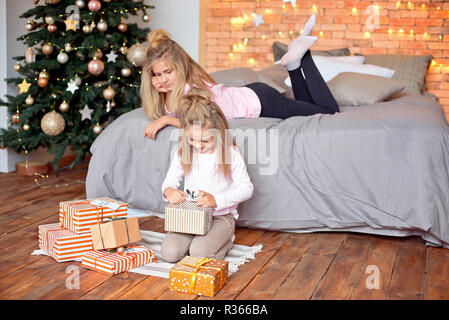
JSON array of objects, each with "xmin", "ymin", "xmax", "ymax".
[
  {"xmin": 97, "ymin": 18, "xmax": 108, "ymax": 32},
  {"xmin": 74, "ymin": 75, "xmax": 82, "ymax": 86},
  {"xmin": 64, "ymin": 16, "xmax": 78, "ymax": 32},
  {"xmin": 39, "ymin": 69, "xmax": 50, "ymax": 80},
  {"xmin": 45, "ymin": 16, "xmax": 55, "ymax": 25},
  {"xmin": 79, "ymin": 104, "xmax": 93, "ymax": 120},
  {"xmin": 57, "ymin": 51, "xmax": 69, "ymax": 64},
  {"xmin": 51, "ymin": 93, "xmax": 58, "ymax": 99},
  {"xmin": 25, "ymin": 95, "xmax": 34, "ymax": 105},
  {"xmin": 18, "ymin": 79, "xmax": 31, "ymax": 93},
  {"xmin": 82, "ymin": 24, "xmax": 93, "ymax": 34},
  {"xmin": 76, "ymin": 50, "xmax": 86, "ymax": 60},
  {"xmin": 25, "ymin": 21, "xmax": 35, "ymax": 31},
  {"xmin": 42, "ymin": 43, "xmax": 54, "ymax": 56},
  {"xmin": 103, "ymin": 86, "xmax": 115, "ymax": 100},
  {"xmin": 66, "ymin": 79, "xmax": 79, "ymax": 94},
  {"xmin": 94, "ymin": 50, "xmax": 103, "ymax": 59},
  {"xmin": 41, "ymin": 111, "xmax": 65, "ymax": 136},
  {"xmin": 12, "ymin": 113, "xmax": 20, "ymax": 124},
  {"xmin": 121, "ymin": 67, "xmax": 131, "ymax": 77},
  {"xmin": 87, "ymin": 57, "xmax": 104, "ymax": 76},
  {"xmin": 142, "ymin": 14, "xmax": 151, "ymax": 22},
  {"xmin": 118, "ymin": 23, "xmax": 128, "ymax": 33},
  {"xmin": 23, "ymin": 124, "xmax": 30, "ymax": 131},
  {"xmin": 59, "ymin": 101, "xmax": 70, "ymax": 112},
  {"xmin": 106, "ymin": 50, "xmax": 118, "ymax": 63},
  {"xmin": 64, "ymin": 43, "xmax": 72, "ymax": 52},
  {"xmin": 88, "ymin": 0, "xmax": 101, "ymax": 12},
  {"xmin": 90, "ymin": 21, "xmax": 96, "ymax": 30},
  {"xmin": 127, "ymin": 43, "xmax": 147, "ymax": 67},
  {"xmin": 119, "ymin": 45, "xmax": 128, "ymax": 55},
  {"xmin": 75, "ymin": 0, "xmax": 85, "ymax": 9},
  {"xmin": 47, "ymin": 24, "xmax": 57, "ymax": 33},
  {"xmin": 93, "ymin": 123, "xmax": 103, "ymax": 135},
  {"xmin": 14, "ymin": 62, "xmax": 22, "ymax": 72},
  {"xmin": 38, "ymin": 78, "xmax": 49, "ymax": 88},
  {"xmin": 25, "ymin": 48, "xmax": 36, "ymax": 63}
]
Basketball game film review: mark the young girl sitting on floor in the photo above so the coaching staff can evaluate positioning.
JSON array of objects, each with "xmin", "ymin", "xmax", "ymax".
[
  {"xmin": 160, "ymin": 89, "xmax": 254, "ymax": 263},
  {"xmin": 141, "ymin": 14, "xmax": 340, "ymax": 140}
]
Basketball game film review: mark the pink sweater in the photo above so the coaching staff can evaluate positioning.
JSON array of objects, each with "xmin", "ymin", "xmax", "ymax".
[{"xmin": 164, "ymin": 83, "xmax": 261, "ymax": 119}]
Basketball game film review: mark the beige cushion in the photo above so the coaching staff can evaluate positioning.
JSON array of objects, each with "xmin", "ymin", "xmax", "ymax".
[
  {"xmin": 364, "ymin": 54, "xmax": 433, "ymax": 95},
  {"xmin": 327, "ymin": 72, "xmax": 405, "ymax": 106},
  {"xmin": 210, "ymin": 67, "xmax": 286, "ymax": 94},
  {"xmin": 272, "ymin": 41, "xmax": 350, "ymax": 62}
]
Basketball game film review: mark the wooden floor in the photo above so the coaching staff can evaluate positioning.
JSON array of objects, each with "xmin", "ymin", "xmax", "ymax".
[{"xmin": 1, "ymin": 165, "xmax": 449, "ymax": 300}]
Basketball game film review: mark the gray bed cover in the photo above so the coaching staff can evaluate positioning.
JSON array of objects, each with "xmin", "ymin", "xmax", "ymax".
[{"xmin": 86, "ymin": 94, "xmax": 449, "ymax": 248}]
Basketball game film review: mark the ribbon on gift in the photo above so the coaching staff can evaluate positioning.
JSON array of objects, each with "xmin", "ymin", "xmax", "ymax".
[
  {"xmin": 179, "ymin": 257, "xmax": 224, "ymax": 294},
  {"xmin": 96, "ymin": 216, "xmax": 131, "ymax": 250}
]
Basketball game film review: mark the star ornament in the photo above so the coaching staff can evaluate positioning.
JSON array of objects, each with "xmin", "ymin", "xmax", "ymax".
[
  {"xmin": 66, "ymin": 79, "xmax": 79, "ymax": 94},
  {"xmin": 79, "ymin": 104, "xmax": 93, "ymax": 121},
  {"xmin": 18, "ymin": 79, "xmax": 31, "ymax": 93},
  {"xmin": 64, "ymin": 15, "xmax": 79, "ymax": 31},
  {"xmin": 252, "ymin": 13, "xmax": 264, "ymax": 28},
  {"xmin": 106, "ymin": 50, "xmax": 118, "ymax": 63}
]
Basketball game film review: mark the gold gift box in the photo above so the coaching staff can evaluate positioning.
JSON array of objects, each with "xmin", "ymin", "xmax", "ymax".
[
  {"xmin": 169, "ymin": 256, "xmax": 229, "ymax": 297},
  {"xmin": 89, "ymin": 217, "xmax": 141, "ymax": 250}
]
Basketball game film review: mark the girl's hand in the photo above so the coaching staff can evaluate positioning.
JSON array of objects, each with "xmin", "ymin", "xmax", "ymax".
[
  {"xmin": 144, "ymin": 116, "xmax": 168, "ymax": 140},
  {"xmin": 164, "ymin": 187, "xmax": 188, "ymax": 204},
  {"xmin": 151, "ymin": 76, "xmax": 168, "ymax": 93},
  {"xmin": 196, "ymin": 190, "xmax": 217, "ymax": 208}
]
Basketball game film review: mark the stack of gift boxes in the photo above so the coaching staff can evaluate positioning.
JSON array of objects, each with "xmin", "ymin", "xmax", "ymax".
[
  {"xmin": 38, "ymin": 198, "xmax": 230, "ymax": 296},
  {"xmin": 38, "ymin": 197, "xmax": 156, "ymax": 276}
]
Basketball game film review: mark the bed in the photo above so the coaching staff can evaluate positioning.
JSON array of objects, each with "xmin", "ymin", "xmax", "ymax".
[{"xmin": 85, "ymin": 49, "xmax": 449, "ymax": 248}]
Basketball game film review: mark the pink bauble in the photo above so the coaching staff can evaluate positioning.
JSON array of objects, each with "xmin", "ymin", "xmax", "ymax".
[
  {"xmin": 118, "ymin": 23, "xmax": 128, "ymax": 33},
  {"xmin": 87, "ymin": 57, "xmax": 104, "ymax": 76},
  {"xmin": 87, "ymin": 0, "xmax": 101, "ymax": 12}
]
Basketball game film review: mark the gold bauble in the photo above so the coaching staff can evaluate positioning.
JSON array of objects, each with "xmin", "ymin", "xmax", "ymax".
[
  {"xmin": 14, "ymin": 62, "xmax": 22, "ymax": 72},
  {"xmin": 25, "ymin": 95, "xmax": 34, "ymax": 105},
  {"xmin": 42, "ymin": 43, "xmax": 54, "ymax": 56},
  {"xmin": 120, "ymin": 67, "xmax": 131, "ymax": 77},
  {"xmin": 39, "ymin": 69, "xmax": 50, "ymax": 79},
  {"xmin": 37, "ymin": 78, "xmax": 49, "ymax": 88},
  {"xmin": 25, "ymin": 48, "xmax": 36, "ymax": 64},
  {"xmin": 119, "ymin": 46, "xmax": 128, "ymax": 55},
  {"xmin": 93, "ymin": 123, "xmax": 103, "ymax": 135},
  {"xmin": 45, "ymin": 16, "xmax": 55, "ymax": 25},
  {"xmin": 97, "ymin": 19, "xmax": 108, "ymax": 32},
  {"xmin": 41, "ymin": 111, "xmax": 65, "ymax": 136},
  {"xmin": 64, "ymin": 43, "xmax": 72, "ymax": 52},
  {"xmin": 87, "ymin": 57, "xmax": 105, "ymax": 76},
  {"xmin": 127, "ymin": 43, "xmax": 148, "ymax": 67},
  {"xmin": 23, "ymin": 124, "xmax": 30, "ymax": 131},
  {"xmin": 103, "ymin": 86, "xmax": 115, "ymax": 100},
  {"xmin": 94, "ymin": 50, "xmax": 103, "ymax": 59},
  {"xmin": 59, "ymin": 101, "xmax": 69, "ymax": 112},
  {"xmin": 25, "ymin": 22, "xmax": 34, "ymax": 32},
  {"xmin": 12, "ymin": 113, "xmax": 20, "ymax": 124},
  {"xmin": 142, "ymin": 14, "xmax": 151, "ymax": 22},
  {"xmin": 82, "ymin": 24, "xmax": 92, "ymax": 34}
]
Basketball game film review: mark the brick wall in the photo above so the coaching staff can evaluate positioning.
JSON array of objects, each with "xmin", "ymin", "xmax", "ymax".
[{"xmin": 205, "ymin": 0, "xmax": 449, "ymax": 120}]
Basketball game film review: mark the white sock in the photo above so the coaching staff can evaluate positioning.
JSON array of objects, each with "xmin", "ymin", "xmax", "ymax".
[
  {"xmin": 288, "ymin": 14, "xmax": 316, "ymax": 50},
  {"xmin": 281, "ymin": 36, "xmax": 317, "ymax": 71}
]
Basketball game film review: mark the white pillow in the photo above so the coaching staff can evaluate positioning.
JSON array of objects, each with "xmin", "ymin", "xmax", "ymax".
[
  {"xmin": 284, "ymin": 55, "xmax": 395, "ymax": 87},
  {"xmin": 326, "ymin": 55, "xmax": 365, "ymax": 63}
]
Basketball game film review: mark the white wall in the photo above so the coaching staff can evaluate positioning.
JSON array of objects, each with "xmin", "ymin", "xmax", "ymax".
[{"xmin": 0, "ymin": 0, "xmax": 200, "ymax": 172}]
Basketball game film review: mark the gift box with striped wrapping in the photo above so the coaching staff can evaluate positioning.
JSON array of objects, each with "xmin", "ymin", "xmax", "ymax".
[
  {"xmin": 81, "ymin": 245, "xmax": 157, "ymax": 276},
  {"xmin": 59, "ymin": 197, "xmax": 128, "ymax": 234},
  {"xmin": 38, "ymin": 223, "xmax": 93, "ymax": 262},
  {"xmin": 164, "ymin": 201, "xmax": 213, "ymax": 235}
]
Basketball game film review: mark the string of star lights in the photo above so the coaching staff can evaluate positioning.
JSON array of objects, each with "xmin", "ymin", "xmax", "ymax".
[{"xmin": 225, "ymin": 1, "xmax": 448, "ymax": 70}]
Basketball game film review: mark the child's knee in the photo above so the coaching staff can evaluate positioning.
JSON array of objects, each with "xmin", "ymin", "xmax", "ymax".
[
  {"xmin": 189, "ymin": 239, "xmax": 214, "ymax": 258},
  {"xmin": 161, "ymin": 238, "xmax": 187, "ymax": 263}
]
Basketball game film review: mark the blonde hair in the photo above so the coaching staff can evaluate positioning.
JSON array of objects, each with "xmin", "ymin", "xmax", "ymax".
[
  {"xmin": 141, "ymin": 29, "xmax": 217, "ymax": 120},
  {"xmin": 178, "ymin": 88, "xmax": 236, "ymax": 178}
]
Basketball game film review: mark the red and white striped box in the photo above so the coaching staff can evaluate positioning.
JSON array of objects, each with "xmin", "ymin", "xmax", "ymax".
[
  {"xmin": 81, "ymin": 246, "xmax": 157, "ymax": 276},
  {"xmin": 38, "ymin": 223, "xmax": 94, "ymax": 262},
  {"xmin": 165, "ymin": 201, "xmax": 213, "ymax": 235},
  {"xmin": 59, "ymin": 198, "xmax": 128, "ymax": 234}
]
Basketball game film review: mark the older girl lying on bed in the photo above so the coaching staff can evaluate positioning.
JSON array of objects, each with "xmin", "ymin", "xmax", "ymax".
[{"xmin": 141, "ymin": 14, "xmax": 340, "ymax": 140}]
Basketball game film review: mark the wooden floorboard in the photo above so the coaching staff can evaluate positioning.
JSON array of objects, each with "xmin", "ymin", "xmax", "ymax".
[{"xmin": 1, "ymin": 168, "xmax": 449, "ymax": 300}]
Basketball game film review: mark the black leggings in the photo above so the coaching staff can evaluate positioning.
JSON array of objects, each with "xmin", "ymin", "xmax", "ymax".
[{"xmin": 246, "ymin": 50, "xmax": 339, "ymax": 119}]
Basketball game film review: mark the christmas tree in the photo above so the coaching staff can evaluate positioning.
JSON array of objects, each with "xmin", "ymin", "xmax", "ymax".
[{"xmin": 0, "ymin": 0, "xmax": 153, "ymax": 169}]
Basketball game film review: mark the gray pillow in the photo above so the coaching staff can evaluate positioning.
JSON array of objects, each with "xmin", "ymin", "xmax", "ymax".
[
  {"xmin": 272, "ymin": 41, "xmax": 350, "ymax": 62},
  {"xmin": 363, "ymin": 54, "xmax": 433, "ymax": 95},
  {"xmin": 327, "ymin": 72, "xmax": 405, "ymax": 106},
  {"xmin": 210, "ymin": 67, "xmax": 286, "ymax": 94},
  {"xmin": 258, "ymin": 63, "xmax": 294, "ymax": 99}
]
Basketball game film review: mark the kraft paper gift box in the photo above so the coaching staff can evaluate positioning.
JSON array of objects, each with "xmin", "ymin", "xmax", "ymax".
[
  {"xmin": 169, "ymin": 256, "xmax": 229, "ymax": 297},
  {"xmin": 89, "ymin": 217, "xmax": 141, "ymax": 250},
  {"xmin": 81, "ymin": 245, "xmax": 157, "ymax": 276},
  {"xmin": 38, "ymin": 223, "xmax": 94, "ymax": 262},
  {"xmin": 165, "ymin": 201, "xmax": 213, "ymax": 235},
  {"xmin": 59, "ymin": 197, "xmax": 128, "ymax": 234}
]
